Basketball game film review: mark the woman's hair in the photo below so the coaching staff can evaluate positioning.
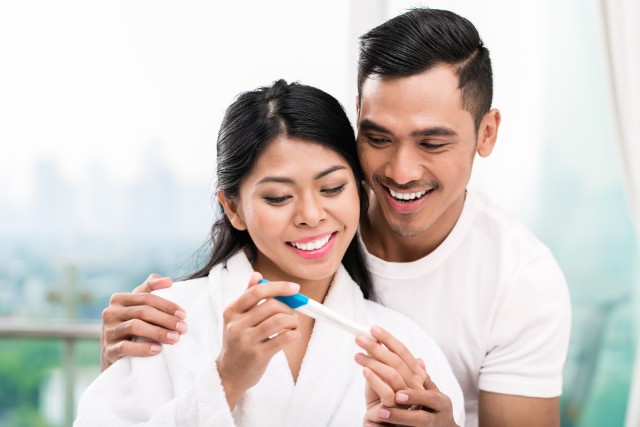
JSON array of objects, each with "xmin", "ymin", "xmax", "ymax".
[{"xmin": 187, "ymin": 79, "xmax": 375, "ymax": 300}]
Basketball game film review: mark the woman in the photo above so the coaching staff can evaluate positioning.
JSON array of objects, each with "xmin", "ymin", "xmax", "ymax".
[{"xmin": 75, "ymin": 80, "xmax": 464, "ymax": 426}]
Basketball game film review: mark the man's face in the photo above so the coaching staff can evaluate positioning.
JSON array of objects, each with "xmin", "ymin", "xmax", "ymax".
[{"xmin": 356, "ymin": 65, "xmax": 485, "ymax": 240}]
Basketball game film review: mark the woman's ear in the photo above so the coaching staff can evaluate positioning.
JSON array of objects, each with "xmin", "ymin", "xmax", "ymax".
[
  {"xmin": 476, "ymin": 108, "xmax": 501, "ymax": 158},
  {"xmin": 217, "ymin": 189, "xmax": 247, "ymax": 231}
]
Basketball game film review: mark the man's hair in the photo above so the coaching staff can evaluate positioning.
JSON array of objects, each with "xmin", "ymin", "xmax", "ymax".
[{"xmin": 358, "ymin": 8, "xmax": 493, "ymax": 129}]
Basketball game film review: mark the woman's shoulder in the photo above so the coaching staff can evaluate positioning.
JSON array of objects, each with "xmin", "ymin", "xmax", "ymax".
[{"xmin": 152, "ymin": 276, "xmax": 211, "ymax": 309}]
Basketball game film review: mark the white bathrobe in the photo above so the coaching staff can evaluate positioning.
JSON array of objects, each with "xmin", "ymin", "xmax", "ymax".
[{"xmin": 75, "ymin": 252, "xmax": 465, "ymax": 426}]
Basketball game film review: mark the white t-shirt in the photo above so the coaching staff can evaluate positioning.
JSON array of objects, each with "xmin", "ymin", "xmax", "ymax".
[{"xmin": 363, "ymin": 190, "xmax": 571, "ymax": 427}]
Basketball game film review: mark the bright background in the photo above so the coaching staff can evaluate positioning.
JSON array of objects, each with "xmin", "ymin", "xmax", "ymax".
[{"xmin": 0, "ymin": 1, "xmax": 637, "ymax": 426}]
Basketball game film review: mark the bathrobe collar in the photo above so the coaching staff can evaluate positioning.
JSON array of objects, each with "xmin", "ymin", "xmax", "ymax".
[{"xmin": 208, "ymin": 251, "xmax": 368, "ymax": 426}]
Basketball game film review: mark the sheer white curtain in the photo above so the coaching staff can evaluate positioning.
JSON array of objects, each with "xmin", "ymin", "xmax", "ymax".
[{"xmin": 597, "ymin": 0, "xmax": 640, "ymax": 425}]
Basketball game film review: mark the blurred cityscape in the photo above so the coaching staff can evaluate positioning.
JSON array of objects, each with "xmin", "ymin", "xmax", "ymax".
[{"xmin": 0, "ymin": 155, "xmax": 214, "ymax": 426}]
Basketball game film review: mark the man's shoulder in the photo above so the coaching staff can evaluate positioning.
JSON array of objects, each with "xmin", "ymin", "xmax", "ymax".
[{"xmin": 466, "ymin": 190, "xmax": 552, "ymax": 257}]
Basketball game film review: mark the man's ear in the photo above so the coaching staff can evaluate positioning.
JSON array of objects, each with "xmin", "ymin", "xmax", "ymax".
[
  {"xmin": 476, "ymin": 108, "xmax": 501, "ymax": 158},
  {"xmin": 217, "ymin": 189, "xmax": 247, "ymax": 231},
  {"xmin": 355, "ymin": 95, "xmax": 361, "ymax": 123}
]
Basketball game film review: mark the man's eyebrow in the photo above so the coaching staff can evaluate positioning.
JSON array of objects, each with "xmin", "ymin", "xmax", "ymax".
[
  {"xmin": 256, "ymin": 165, "xmax": 346, "ymax": 185},
  {"xmin": 360, "ymin": 119, "xmax": 457, "ymax": 138},
  {"xmin": 359, "ymin": 119, "xmax": 392, "ymax": 134},
  {"xmin": 410, "ymin": 127, "xmax": 458, "ymax": 138}
]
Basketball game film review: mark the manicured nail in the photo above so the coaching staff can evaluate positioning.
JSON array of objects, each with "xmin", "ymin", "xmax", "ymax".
[
  {"xmin": 289, "ymin": 283, "xmax": 300, "ymax": 292},
  {"xmin": 354, "ymin": 352, "xmax": 364, "ymax": 362},
  {"xmin": 378, "ymin": 408, "xmax": 390, "ymax": 419},
  {"xmin": 167, "ymin": 331, "xmax": 179, "ymax": 343},
  {"xmin": 174, "ymin": 310, "xmax": 186, "ymax": 320},
  {"xmin": 150, "ymin": 344, "xmax": 161, "ymax": 354},
  {"xmin": 396, "ymin": 392, "xmax": 409, "ymax": 402},
  {"xmin": 176, "ymin": 321, "xmax": 187, "ymax": 334},
  {"xmin": 371, "ymin": 325, "xmax": 382, "ymax": 335}
]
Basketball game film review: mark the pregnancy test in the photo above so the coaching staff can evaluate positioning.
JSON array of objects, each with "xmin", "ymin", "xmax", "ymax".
[{"xmin": 258, "ymin": 279, "xmax": 370, "ymax": 337}]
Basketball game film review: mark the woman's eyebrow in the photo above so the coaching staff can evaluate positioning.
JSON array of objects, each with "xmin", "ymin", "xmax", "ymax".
[
  {"xmin": 256, "ymin": 165, "xmax": 347, "ymax": 185},
  {"xmin": 315, "ymin": 165, "xmax": 346, "ymax": 179}
]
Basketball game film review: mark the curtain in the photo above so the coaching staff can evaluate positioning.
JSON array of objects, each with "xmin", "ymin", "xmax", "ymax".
[{"xmin": 597, "ymin": 0, "xmax": 640, "ymax": 425}]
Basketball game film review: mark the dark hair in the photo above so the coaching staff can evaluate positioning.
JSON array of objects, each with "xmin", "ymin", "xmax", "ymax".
[
  {"xmin": 187, "ymin": 79, "xmax": 375, "ymax": 300},
  {"xmin": 358, "ymin": 8, "xmax": 493, "ymax": 130}
]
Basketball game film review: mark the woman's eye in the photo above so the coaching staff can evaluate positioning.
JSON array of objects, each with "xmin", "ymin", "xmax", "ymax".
[
  {"xmin": 263, "ymin": 195, "xmax": 291, "ymax": 205},
  {"xmin": 322, "ymin": 184, "xmax": 346, "ymax": 196}
]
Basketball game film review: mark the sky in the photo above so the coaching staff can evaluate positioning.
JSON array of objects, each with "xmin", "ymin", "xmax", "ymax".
[{"xmin": 0, "ymin": 1, "xmax": 351, "ymax": 207}]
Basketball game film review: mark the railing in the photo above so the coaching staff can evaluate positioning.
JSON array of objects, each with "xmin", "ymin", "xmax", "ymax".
[{"xmin": 0, "ymin": 321, "xmax": 101, "ymax": 427}]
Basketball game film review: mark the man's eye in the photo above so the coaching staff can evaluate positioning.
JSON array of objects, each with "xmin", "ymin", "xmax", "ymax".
[
  {"xmin": 264, "ymin": 195, "xmax": 291, "ymax": 204},
  {"xmin": 421, "ymin": 142, "xmax": 447, "ymax": 150},
  {"xmin": 322, "ymin": 184, "xmax": 346, "ymax": 195},
  {"xmin": 366, "ymin": 135, "xmax": 389, "ymax": 145}
]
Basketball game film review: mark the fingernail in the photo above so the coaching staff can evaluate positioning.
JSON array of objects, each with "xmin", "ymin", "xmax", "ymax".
[
  {"xmin": 289, "ymin": 283, "xmax": 300, "ymax": 292},
  {"xmin": 378, "ymin": 408, "xmax": 390, "ymax": 419},
  {"xmin": 174, "ymin": 310, "xmax": 186, "ymax": 320},
  {"xmin": 150, "ymin": 344, "xmax": 162, "ymax": 354},
  {"xmin": 396, "ymin": 392, "xmax": 409, "ymax": 402},
  {"xmin": 356, "ymin": 334, "xmax": 372, "ymax": 345},
  {"xmin": 176, "ymin": 321, "xmax": 187, "ymax": 334},
  {"xmin": 354, "ymin": 352, "xmax": 364, "ymax": 362},
  {"xmin": 371, "ymin": 325, "xmax": 382, "ymax": 335},
  {"xmin": 167, "ymin": 331, "xmax": 179, "ymax": 343}
]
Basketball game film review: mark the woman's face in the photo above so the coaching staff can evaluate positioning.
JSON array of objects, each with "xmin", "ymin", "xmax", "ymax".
[{"xmin": 220, "ymin": 136, "xmax": 360, "ymax": 288}]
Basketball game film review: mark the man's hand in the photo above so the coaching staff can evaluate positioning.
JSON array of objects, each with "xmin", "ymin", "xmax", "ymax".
[
  {"xmin": 100, "ymin": 273, "xmax": 187, "ymax": 371},
  {"xmin": 356, "ymin": 326, "xmax": 457, "ymax": 427}
]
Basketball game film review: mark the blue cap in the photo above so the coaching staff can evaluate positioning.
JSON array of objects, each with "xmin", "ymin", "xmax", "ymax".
[{"xmin": 258, "ymin": 279, "xmax": 309, "ymax": 309}]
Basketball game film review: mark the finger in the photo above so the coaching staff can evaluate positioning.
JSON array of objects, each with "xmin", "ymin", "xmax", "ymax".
[
  {"xmin": 107, "ymin": 293, "xmax": 186, "ymax": 319},
  {"xmin": 232, "ymin": 281, "xmax": 300, "ymax": 313},
  {"xmin": 262, "ymin": 328, "xmax": 300, "ymax": 354},
  {"xmin": 245, "ymin": 271, "xmax": 263, "ymax": 289},
  {"xmin": 109, "ymin": 318, "xmax": 182, "ymax": 345},
  {"xmin": 253, "ymin": 308, "xmax": 298, "ymax": 338},
  {"xmin": 370, "ymin": 325, "xmax": 425, "ymax": 380},
  {"xmin": 104, "ymin": 339, "xmax": 162, "ymax": 363},
  {"xmin": 372, "ymin": 405, "xmax": 433, "ymax": 426},
  {"xmin": 133, "ymin": 273, "xmax": 173, "ymax": 293},
  {"xmin": 356, "ymin": 333, "xmax": 418, "ymax": 389},
  {"xmin": 118, "ymin": 305, "xmax": 188, "ymax": 335},
  {"xmin": 362, "ymin": 367, "xmax": 396, "ymax": 407},
  {"xmin": 247, "ymin": 298, "xmax": 295, "ymax": 326},
  {"xmin": 395, "ymin": 388, "xmax": 450, "ymax": 412},
  {"xmin": 355, "ymin": 352, "xmax": 407, "ymax": 392}
]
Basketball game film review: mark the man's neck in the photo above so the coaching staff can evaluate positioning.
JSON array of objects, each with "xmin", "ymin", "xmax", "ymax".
[{"xmin": 360, "ymin": 192, "xmax": 466, "ymax": 263}]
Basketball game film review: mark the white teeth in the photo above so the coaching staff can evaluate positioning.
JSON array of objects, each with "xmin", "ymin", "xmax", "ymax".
[
  {"xmin": 389, "ymin": 188, "xmax": 427, "ymax": 201},
  {"xmin": 291, "ymin": 234, "xmax": 332, "ymax": 251}
]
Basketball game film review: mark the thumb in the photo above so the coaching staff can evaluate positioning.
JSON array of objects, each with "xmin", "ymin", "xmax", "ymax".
[
  {"xmin": 134, "ymin": 273, "xmax": 172, "ymax": 293},
  {"xmin": 246, "ymin": 271, "xmax": 264, "ymax": 290}
]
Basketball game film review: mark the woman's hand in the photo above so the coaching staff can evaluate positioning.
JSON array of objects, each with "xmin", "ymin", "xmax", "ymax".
[
  {"xmin": 216, "ymin": 272, "xmax": 301, "ymax": 411},
  {"xmin": 355, "ymin": 326, "xmax": 457, "ymax": 426}
]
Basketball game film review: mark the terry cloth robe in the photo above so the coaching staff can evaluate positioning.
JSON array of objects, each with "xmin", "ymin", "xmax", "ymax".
[{"xmin": 75, "ymin": 251, "xmax": 465, "ymax": 426}]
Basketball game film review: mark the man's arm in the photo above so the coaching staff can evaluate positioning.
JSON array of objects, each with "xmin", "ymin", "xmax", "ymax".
[
  {"xmin": 100, "ymin": 273, "xmax": 187, "ymax": 371},
  {"xmin": 478, "ymin": 392, "xmax": 559, "ymax": 427}
]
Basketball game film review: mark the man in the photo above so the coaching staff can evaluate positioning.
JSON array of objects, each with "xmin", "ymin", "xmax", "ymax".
[{"xmin": 100, "ymin": 8, "xmax": 570, "ymax": 427}]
